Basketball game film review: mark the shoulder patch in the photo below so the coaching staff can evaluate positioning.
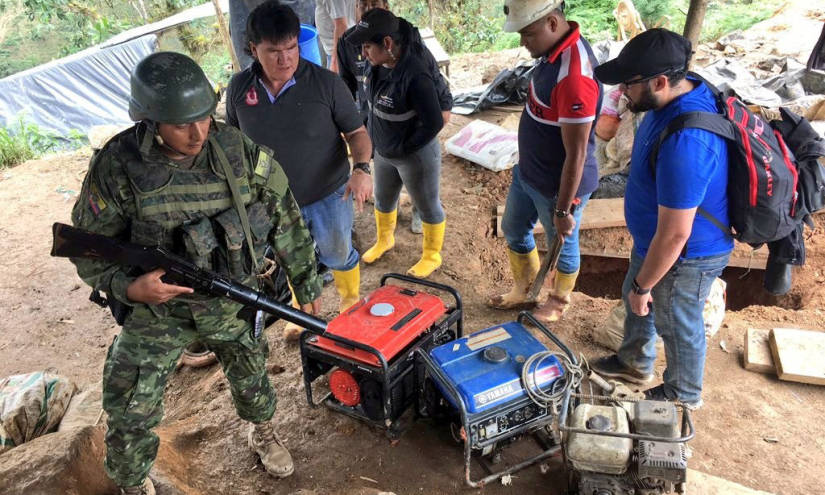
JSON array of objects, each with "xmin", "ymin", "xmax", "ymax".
[
  {"xmin": 88, "ymin": 182, "xmax": 107, "ymax": 216},
  {"xmin": 254, "ymin": 150, "xmax": 272, "ymax": 179},
  {"xmin": 265, "ymin": 158, "xmax": 289, "ymax": 195}
]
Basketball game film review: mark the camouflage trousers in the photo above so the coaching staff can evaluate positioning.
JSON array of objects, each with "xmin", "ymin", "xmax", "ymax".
[{"xmin": 101, "ymin": 297, "xmax": 276, "ymax": 487}]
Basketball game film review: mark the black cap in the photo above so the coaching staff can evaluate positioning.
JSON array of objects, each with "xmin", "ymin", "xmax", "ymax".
[
  {"xmin": 594, "ymin": 28, "xmax": 693, "ymax": 85},
  {"xmin": 346, "ymin": 8, "xmax": 399, "ymax": 45}
]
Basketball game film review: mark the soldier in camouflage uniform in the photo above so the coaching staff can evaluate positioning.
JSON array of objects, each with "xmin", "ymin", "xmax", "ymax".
[{"xmin": 70, "ymin": 52, "xmax": 322, "ymax": 495}]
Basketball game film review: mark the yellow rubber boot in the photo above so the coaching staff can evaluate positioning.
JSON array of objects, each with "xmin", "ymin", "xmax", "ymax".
[
  {"xmin": 332, "ymin": 265, "xmax": 360, "ymax": 313},
  {"xmin": 486, "ymin": 248, "xmax": 540, "ymax": 310},
  {"xmin": 534, "ymin": 269, "xmax": 579, "ymax": 323},
  {"xmin": 282, "ymin": 290, "xmax": 303, "ymax": 342},
  {"xmin": 362, "ymin": 209, "xmax": 397, "ymax": 264},
  {"xmin": 407, "ymin": 220, "xmax": 445, "ymax": 278}
]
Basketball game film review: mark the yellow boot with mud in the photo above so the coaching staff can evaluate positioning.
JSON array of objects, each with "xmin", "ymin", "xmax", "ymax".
[
  {"xmin": 534, "ymin": 270, "xmax": 579, "ymax": 323},
  {"xmin": 362, "ymin": 209, "xmax": 396, "ymax": 264},
  {"xmin": 282, "ymin": 291, "xmax": 303, "ymax": 342},
  {"xmin": 486, "ymin": 248, "xmax": 540, "ymax": 310},
  {"xmin": 407, "ymin": 220, "xmax": 445, "ymax": 278},
  {"xmin": 332, "ymin": 265, "xmax": 360, "ymax": 313}
]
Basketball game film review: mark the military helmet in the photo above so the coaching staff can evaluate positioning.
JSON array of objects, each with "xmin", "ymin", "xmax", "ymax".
[{"xmin": 128, "ymin": 51, "xmax": 217, "ymax": 124}]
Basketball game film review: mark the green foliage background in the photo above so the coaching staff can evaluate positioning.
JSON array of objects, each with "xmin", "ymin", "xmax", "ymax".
[{"xmin": 0, "ymin": 0, "xmax": 785, "ymax": 166}]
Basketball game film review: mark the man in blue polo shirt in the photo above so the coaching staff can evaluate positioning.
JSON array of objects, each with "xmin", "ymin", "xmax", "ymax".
[
  {"xmin": 591, "ymin": 29, "xmax": 732, "ymax": 409},
  {"xmin": 487, "ymin": 0, "xmax": 602, "ymax": 324}
]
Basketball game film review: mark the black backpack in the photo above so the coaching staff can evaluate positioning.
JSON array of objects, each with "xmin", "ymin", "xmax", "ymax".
[
  {"xmin": 649, "ymin": 73, "xmax": 799, "ymax": 247},
  {"xmin": 770, "ymin": 107, "xmax": 825, "ymax": 225}
]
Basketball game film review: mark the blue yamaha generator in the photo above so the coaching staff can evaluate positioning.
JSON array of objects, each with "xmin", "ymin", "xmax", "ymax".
[{"xmin": 417, "ymin": 312, "xmax": 580, "ymax": 487}]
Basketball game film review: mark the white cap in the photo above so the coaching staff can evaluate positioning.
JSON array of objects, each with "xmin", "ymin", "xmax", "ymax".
[{"xmin": 502, "ymin": 0, "xmax": 563, "ymax": 33}]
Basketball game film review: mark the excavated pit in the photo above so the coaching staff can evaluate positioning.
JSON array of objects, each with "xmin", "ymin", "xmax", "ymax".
[{"xmin": 575, "ymin": 255, "xmax": 802, "ymax": 311}]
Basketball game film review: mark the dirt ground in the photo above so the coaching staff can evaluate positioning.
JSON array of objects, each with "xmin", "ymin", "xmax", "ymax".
[{"xmin": 2, "ymin": 3, "xmax": 825, "ymax": 494}]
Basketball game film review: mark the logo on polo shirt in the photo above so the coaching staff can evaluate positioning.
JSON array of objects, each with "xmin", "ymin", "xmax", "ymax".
[{"xmin": 246, "ymin": 87, "xmax": 259, "ymax": 106}]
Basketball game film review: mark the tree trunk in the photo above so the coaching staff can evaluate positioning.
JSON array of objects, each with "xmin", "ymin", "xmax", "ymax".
[
  {"xmin": 211, "ymin": 0, "xmax": 241, "ymax": 73},
  {"xmin": 683, "ymin": 0, "xmax": 708, "ymax": 51}
]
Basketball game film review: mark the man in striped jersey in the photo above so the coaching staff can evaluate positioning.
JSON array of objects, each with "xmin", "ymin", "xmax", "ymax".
[{"xmin": 488, "ymin": 0, "xmax": 603, "ymax": 323}]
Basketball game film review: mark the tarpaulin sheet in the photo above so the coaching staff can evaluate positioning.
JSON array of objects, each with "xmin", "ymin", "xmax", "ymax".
[{"xmin": 0, "ymin": 35, "xmax": 157, "ymax": 137}]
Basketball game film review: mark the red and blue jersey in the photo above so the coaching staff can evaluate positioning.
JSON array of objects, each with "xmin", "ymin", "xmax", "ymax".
[{"xmin": 517, "ymin": 22, "xmax": 602, "ymax": 199}]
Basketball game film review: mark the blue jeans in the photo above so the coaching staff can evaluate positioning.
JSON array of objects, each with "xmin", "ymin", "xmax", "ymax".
[
  {"xmin": 501, "ymin": 165, "xmax": 591, "ymax": 275},
  {"xmin": 618, "ymin": 250, "xmax": 729, "ymax": 402},
  {"xmin": 299, "ymin": 182, "xmax": 359, "ymax": 271}
]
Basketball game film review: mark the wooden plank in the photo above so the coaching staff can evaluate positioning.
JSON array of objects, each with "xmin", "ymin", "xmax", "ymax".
[
  {"xmin": 744, "ymin": 328, "xmax": 775, "ymax": 374},
  {"xmin": 580, "ymin": 198, "xmax": 626, "ymax": 230},
  {"xmin": 769, "ymin": 327, "xmax": 825, "ymax": 385},
  {"xmin": 419, "ymin": 28, "xmax": 450, "ymax": 68}
]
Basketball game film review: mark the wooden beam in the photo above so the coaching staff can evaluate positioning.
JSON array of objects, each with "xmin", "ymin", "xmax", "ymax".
[
  {"xmin": 769, "ymin": 328, "xmax": 825, "ymax": 385},
  {"xmin": 744, "ymin": 328, "xmax": 775, "ymax": 374}
]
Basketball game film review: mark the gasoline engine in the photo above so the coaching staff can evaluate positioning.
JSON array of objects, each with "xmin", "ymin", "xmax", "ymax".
[
  {"xmin": 418, "ymin": 311, "xmax": 694, "ymax": 493},
  {"xmin": 299, "ymin": 273, "xmax": 462, "ymax": 437},
  {"xmin": 561, "ymin": 383, "xmax": 694, "ymax": 495}
]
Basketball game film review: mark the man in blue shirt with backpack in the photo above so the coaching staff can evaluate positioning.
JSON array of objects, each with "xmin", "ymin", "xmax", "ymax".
[{"xmin": 591, "ymin": 29, "xmax": 732, "ymax": 409}]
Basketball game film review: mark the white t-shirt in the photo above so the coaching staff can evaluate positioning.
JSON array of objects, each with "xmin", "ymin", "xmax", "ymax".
[{"xmin": 315, "ymin": 0, "xmax": 355, "ymax": 55}]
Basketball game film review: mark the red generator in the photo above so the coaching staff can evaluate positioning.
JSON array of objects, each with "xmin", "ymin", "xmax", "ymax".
[{"xmin": 300, "ymin": 273, "xmax": 462, "ymax": 436}]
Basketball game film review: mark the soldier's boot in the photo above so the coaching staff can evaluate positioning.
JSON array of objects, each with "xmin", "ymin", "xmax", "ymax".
[
  {"xmin": 533, "ymin": 270, "xmax": 579, "ymax": 323},
  {"xmin": 282, "ymin": 292, "xmax": 303, "ymax": 342},
  {"xmin": 248, "ymin": 420, "xmax": 294, "ymax": 478},
  {"xmin": 332, "ymin": 265, "xmax": 360, "ymax": 313},
  {"xmin": 407, "ymin": 220, "xmax": 445, "ymax": 279},
  {"xmin": 487, "ymin": 248, "xmax": 540, "ymax": 310},
  {"xmin": 362, "ymin": 209, "xmax": 396, "ymax": 264},
  {"xmin": 120, "ymin": 479, "xmax": 155, "ymax": 495}
]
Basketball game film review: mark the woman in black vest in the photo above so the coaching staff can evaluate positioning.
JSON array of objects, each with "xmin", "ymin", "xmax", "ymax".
[{"xmin": 346, "ymin": 8, "xmax": 446, "ymax": 278}]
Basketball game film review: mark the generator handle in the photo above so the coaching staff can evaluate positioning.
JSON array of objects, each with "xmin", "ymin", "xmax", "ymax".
[
  {"xmin": 517, "ymin": 311, "xmax": 577, "ymax": 365},
  {"xmin": 380, "ymin": 273, "xmax": 464, "ymax": 337},
  {"xmin": 560, "ymin": 406, "xmax": 695, "ymax": 443},
  {"xmin": 415, "ymin": 348, "xmax": 468, "ymax": 419}
]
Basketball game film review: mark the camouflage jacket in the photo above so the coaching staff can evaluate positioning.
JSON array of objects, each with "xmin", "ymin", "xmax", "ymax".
[{"xmin": 71, "ymin": 120, "xmax": 322, "ymax": 308}]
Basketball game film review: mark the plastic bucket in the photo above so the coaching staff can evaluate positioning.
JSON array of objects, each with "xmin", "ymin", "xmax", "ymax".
[{"xmin": 299, "ymin": 24, "xmax": 322, "ymax": 66}]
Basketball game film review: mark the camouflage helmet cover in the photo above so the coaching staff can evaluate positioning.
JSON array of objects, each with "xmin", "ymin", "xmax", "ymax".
[{"xmin": 128, "ymin": 51, "xmax": 217, "ymax": 124}]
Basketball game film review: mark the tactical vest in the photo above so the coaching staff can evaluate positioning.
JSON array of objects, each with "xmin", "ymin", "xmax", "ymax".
[{"xmin": 117, "ymin": 124, "xmax": 273, "ymax": 281}]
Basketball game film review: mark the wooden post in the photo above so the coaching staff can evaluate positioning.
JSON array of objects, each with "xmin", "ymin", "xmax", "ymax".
[
  {"xmin": 428, "ymin": 0, "xmax": 435, "ymax": 30},
  {"xmin": 211, "ymin": 0, "xmax": 241, "ymax": 73},
  {"xmin": 683, "ymin": 0, "xmax": 708, "ymax": 52}
]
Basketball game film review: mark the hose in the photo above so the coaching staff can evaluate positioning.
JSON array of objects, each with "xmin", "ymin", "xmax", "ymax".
[{"xmin": 521, "ymin": 350, "xmax": 584, "ymax": 412}]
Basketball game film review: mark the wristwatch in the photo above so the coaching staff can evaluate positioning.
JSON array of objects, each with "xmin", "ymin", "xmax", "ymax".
[
  {"xmin": 631, "ymin": 278, "xmax": 651, "ymax": 295},
  {"xmin": 554, "ymin": 207, "xmax": 569, "ymax": 218},
  {"xmin": 353, "ymin": 161, "xmax": 371, "ymax": 174}
]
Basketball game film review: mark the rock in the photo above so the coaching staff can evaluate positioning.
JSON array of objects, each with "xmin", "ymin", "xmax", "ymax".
[{"xmin": 0, "ymin": 425, "xmax": 118, "ymax": 495}]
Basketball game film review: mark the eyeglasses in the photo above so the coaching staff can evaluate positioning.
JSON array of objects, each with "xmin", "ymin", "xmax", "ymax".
[{"xmin": 621, "ymin": 73, "xmax": 663, "ymax": 88}]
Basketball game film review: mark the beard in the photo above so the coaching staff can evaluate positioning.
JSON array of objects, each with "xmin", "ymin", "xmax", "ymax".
[{"xmin": 626, "ymin": 84, "xmax": 659, "ymax": 113}]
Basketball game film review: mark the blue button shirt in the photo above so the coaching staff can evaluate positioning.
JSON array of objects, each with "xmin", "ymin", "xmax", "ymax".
[
  {"xmin": 259, "ymin": 77, "xmax": 296, "ymax": 103},
  {"xmin": 625, "ymin": 78, "xmax": 734, "ymax": 258}
]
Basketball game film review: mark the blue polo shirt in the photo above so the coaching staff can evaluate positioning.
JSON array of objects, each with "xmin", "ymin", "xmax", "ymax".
[
  {"xmin": 517, "ymin": 22, "xmax": 602, "ymax": 199},
  {"xmin": 625, "ymin": 78, "xmax": 734, "ymax": 258}
]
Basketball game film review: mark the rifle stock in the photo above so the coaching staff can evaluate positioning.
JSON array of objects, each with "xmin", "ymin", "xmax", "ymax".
[{"xmin": 51, "ymin": 222, "xmax": 328, "ymax": 335}]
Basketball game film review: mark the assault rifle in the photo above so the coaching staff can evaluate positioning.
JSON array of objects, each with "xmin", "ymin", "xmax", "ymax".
[{"xmin": 50, "ymin": 222, "xmax": 327, "ymax": 334}]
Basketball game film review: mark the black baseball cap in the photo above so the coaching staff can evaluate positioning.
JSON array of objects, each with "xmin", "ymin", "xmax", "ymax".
[
  {"xmin": 346, "ymin": 8, "xmax": 399, "ymax": 45},
  {"xmin": 594, "ymin": 28, "xmax": 693, "ymax": 85}
]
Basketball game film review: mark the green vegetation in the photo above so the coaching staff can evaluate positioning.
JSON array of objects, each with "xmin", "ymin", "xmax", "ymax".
[
  {"xmin": 0, "ymin": 0, "xmax": 788, "ymax": 167},
  {"xmin": 392, "ymin": 0, "xmax": 784, "ymax": 55},
  {"xmin": 0, "ymin": 117, "xmax": 87, "ymax": 169}
]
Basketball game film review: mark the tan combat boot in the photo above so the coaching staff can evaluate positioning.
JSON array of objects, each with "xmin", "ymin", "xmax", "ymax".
[
  {"xmin": 487, "ymin": 248, "xmax": 540, "ymax": 310},
  {"xmin": 248, "ymin": 420, "xmax": 294, "ymax": 478},
  {"xmin": 120, "ymin": 479, "xmax": 155, "ymax": 495}
]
